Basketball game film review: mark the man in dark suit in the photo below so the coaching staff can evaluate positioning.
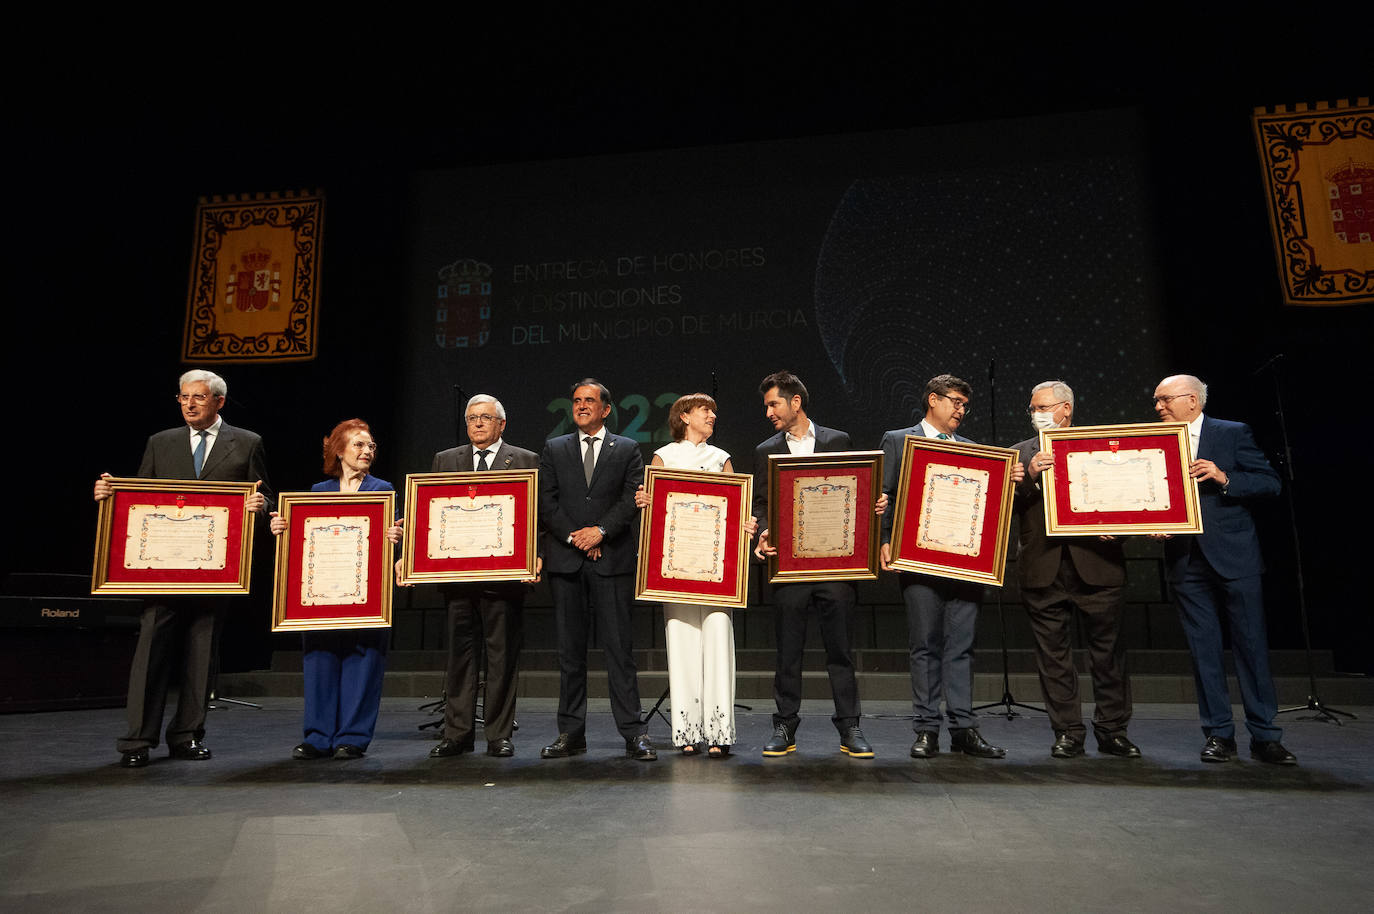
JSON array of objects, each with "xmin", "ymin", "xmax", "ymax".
[
  {"xmin": 538, "ymin": 378, "xmax": 656, "ymax": 761},
  {"xmin": 426, "ymin": 395, "xmax": 540, "ymax": 759},
  {"xmin": 93, "ymin": 370, "xmax": 271, "ymax": 768},
  {"xmin": 752, "ymin": 370, "xmax": 880, "ymax": 759},
  {"xmin": 879, "ymin": 374, "xmax": 1014, "ymax": 760},
  {"xmin": 1012, "ymin": 380, "xmax": 1138, "ymax": 759},
  {"xmin": 1153, "ymin": 374, "xmax": 1296, "ymax": 765}
]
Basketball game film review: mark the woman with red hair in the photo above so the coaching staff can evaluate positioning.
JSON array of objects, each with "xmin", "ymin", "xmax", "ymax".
[{"xmin": 270, "ymin": 419, "xmax": 396, "ymax": 760}]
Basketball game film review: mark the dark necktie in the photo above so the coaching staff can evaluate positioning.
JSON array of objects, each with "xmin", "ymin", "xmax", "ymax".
[
  {"xmin": 583, "ymin": 436, "xmax": 597, "ymax": 486},
  {"xmin": 193, "ymin": 430, "xmax": 208, "ymax": 477},
  {"xmin": 476, "ymin": 449, "xmax": 491, "ymax": 471},
  {"xmin": 937, "ymin": 433, "xmax": 950, "ymax": 440}
]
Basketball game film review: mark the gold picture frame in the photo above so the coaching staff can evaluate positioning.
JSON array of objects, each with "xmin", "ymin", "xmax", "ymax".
[
  {"xmin": 398, "ymin": 470, "xmax": 539, "ymax": 585},
  {"xmin": 635, "ymin": 466, "xmax": 752, "ymax": 609},
  {"xmin": 766, "ymin": 450, "xmax": 884, "ymax": 584},
  {"xmin": 271, "ymin": 491, "xmax": 395, "ymax": 632},
  {"xmin": 887, "ymin": 437, "xmax": 1017, "ymax": 586},
  {"xmin": 1039, "ymin": 422, "xmax": 1203, "ymax": 537},
  {"xmin": 91, "ymin": 477, "xmax": 258, "ymax": 595}
]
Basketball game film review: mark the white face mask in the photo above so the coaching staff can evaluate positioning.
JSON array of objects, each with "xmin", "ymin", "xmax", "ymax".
[{"xmin": 1029, "ymin": 410, "xmax": 1060, "ymax": 431}]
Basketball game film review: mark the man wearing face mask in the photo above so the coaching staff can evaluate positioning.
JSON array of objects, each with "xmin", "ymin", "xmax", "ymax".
[{"xmin": 1012, "ymin": 381, "xmax": 1138, "ymax": 760}]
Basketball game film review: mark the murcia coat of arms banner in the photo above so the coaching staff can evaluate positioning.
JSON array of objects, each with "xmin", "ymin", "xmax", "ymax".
[
  {"xmin": 1253, "ymin": 98, "xmax": 1373, "ymax": 307},
  {"xmin": 183, "ymin": 190, "xmax": 325, "ymax": 362}
]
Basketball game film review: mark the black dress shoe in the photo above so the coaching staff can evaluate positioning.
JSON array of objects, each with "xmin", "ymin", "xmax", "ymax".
[
  {"xmin": 429, "ymin": 738, "xmax": 475, "ymax": 758},
  {"xmin": 839, "ymin": 726, "xmax": 874, "ymax": 758},
  {"xmin": 333, "ymin": 744, "xmax": 365, "ymax": 760},
  {"xmin": 625, "ymin": 733, "xmax": 658, "ymax": 761},
  {"xmin": 1200, "ymin": 735, "xmax": 1238, "ymax": 763},
  {"xmin": 119, "ymin": 748, "xmax": 149, "ymax": 768},
  {"xmin": 761, "ymin": 723, "xmax": 796, "ymax": 757},
  {"xmin": 487, "ymin": 738, "xmax": 515, "ymax": 758},
  {"xmin": 168, "ymin": 739, "xmax": 212, "ymax": 761},
  {"xmin": 1250, "ymin": 739, "xmax": 1298, "ymax": 766},
  {"xmin": 1096, "ymin": 734, "xmax": 1141, "ymax": 759},
  {"xmin": 292, "ymin": 742, "xmax": 328, "ymax": 760},
  {"xmin": 910, "ymin": 730, "xmax": 939, "ymax": 759},
  {"xmin": 540, "ymin": 732, "xmax": 587, "ymax": 759},
  {"xmin": 1051, "ymin": 732, "xmax": 1086, "ymax": 759},
  {"xmin": 950, "ymin": 728, "xmax": 1007, "ymax": 759}
]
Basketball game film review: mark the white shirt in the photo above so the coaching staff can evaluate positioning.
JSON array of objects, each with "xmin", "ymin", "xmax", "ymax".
[
  {"xmin": 189, "ymin": 416, "xmax": 223, "ymax": 462},
  {"xmin": 920, "ymin": 419, "xmax": 953, "ymax": 440},
  {"xmin": 581, "ymin": 427, "xmax": 607, "ymax": 467},
  {"xmin": 655, "ymin": 439, "xmax": 730, "ymax": 472},
  {"xmin": 1187, "ymin": 414, "xmax": 1205, "ymax": 461},
  {"xmin": 784, "ymin": 418, "xmax": 817, "ymax": 455},
  {"xmin": 472, "ymin": 438, "xmax": 504, "ymax": 470}
]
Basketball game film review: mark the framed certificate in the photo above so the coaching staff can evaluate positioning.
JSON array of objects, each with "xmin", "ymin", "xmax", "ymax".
[
  {"xmin": 91, "ymin": 477, "xmax": 258, "ymax": 595},
  {"xmin": 398, "ymin": 470, "xmax": 539, "ymax": 585},
  {"xmin": 888, "ymin": 437, "xmax": 1017, "ymax": 586},
  {"xmin": 270, "ymin": 492, "xmax": 395, "ymax": 632},
  {"xmin": 635, "ymin": 466, "xmax": 753, "ymax": 608},
  {"xmin": 1039, "ymin": 422, "xmax": 1203, "ymax": 536},
  {"xmin": 766, "ymin": 451, "xmax": 884, "ymax": 584}
]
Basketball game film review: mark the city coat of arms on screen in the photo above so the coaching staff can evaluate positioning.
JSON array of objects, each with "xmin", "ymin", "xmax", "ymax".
[
  {"xmin": 435, "ymin": 258, "xmax": 492, "ymax": 349},
  {"xmin": 182, "ymin": 190, "xmax": 325, "ymax": 363}
]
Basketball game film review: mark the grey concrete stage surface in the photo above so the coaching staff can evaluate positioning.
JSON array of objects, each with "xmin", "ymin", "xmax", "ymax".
[{"xmin": 2, "ymin": 699, "xmax": 1371, "ymax": 913}]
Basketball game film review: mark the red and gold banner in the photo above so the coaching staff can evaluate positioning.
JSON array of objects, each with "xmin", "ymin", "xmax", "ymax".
[
  {"xmin": 183, "ymin": 190, "xmax": 324, "ymax": 362},
  {"xmin": 1253, "ymin": 99, "xmax": 1373, "ymax": 307}
]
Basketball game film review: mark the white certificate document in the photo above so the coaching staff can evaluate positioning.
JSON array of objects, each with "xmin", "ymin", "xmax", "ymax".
[
  {"xmin": 660, "ymin": 491, "xmax": 726, "ymax": 583},
  {"xmin": 916, "ymin": 464, "xmax": 988, "ymax": 557},
  {"xmin": 1067, "ymin": 448, "xmax": 1170, "ymax": 513},
  {"xmin": 792, "ymin": 474, "xmax": 856, "ymax": 559},
  {"xmin": 428, "ymin": 494, "xmax": 516, "ymax": 559},
  {"xmin": 301, "ymin": 516, "xmax": 370, "ymax": 606},
  {"xmin": 124, "ymin": 503, "xmax": 229, "ymax": 570}
]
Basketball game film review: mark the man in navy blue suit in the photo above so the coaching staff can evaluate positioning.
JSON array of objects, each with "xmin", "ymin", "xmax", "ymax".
[
  {"xmin": 538, "ymin": 378, "xmax": 656, "ymax": 761},
  {"xmin": 1153, "ymin": 374, "xmax": 1296, "ymax": 765},
  {"xmin": 879, "ymin": 374, "xmax": 1019, "ymax": 760}
]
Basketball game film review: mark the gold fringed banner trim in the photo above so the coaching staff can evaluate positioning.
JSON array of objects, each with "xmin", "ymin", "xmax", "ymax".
[
  {"xmin": 182, "ymin": 190, "xmax": 325, "ymax": 362},
  {"xmin": 1253, "ymin": 98, "xmax": 1373, "ymax": 307}
]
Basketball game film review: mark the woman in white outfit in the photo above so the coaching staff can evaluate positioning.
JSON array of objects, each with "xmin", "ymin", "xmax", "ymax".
[{"xmin": 636, "ymin": 393, "xmax": 756, "ymax": 757}]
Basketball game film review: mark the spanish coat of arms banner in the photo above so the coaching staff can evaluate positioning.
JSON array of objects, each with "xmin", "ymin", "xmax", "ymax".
[{"xmin": 183, "ymin": 190, "xmax": 325, "ymax": 362}]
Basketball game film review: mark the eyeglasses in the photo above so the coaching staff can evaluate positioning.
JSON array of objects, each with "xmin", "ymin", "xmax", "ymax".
[
  {"xmin": 937, "ymin": 393, "xmax": 971, "ymax": 414},
  {"xmin": 349, "ymin": 441, "xmax": 378, "ymax": 452},
  {"xmin": 1152, "ymin": 393, "xmax": 1195, "ymax": 406},
  {"xmin": 175, "ymin": 393, "xmax": 215, "ymax": 404},
  {"xmin": 465, "ymin": 414, "xmax": 501, "ymax": 425},
  {"xmin": 1027, "ymin": 400, "xmax": 1068, "ymax": 415}
]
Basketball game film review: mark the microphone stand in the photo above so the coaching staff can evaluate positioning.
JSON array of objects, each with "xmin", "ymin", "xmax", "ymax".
[
  {"xmin": 1263, "ymin": 355, "xmax": 1355, "ymax": 724},
  {"xmin": 972, "ymin": 357, "xmax": 1045, "ymax": 719}
]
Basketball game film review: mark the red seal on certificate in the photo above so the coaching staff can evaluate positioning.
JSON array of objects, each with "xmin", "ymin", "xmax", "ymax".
[
  {"xmin": 175, "ymin": 495, "xmax": 186, "ymax": 510},
  {"xmin": 467, "ymin": 485, "xmax": 477, "ymax": 500}
]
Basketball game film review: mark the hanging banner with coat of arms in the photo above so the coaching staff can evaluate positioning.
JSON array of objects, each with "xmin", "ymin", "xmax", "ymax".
[
  {"xmin": 183, "ymin": 190, "xmax": 325, "ymax": 362},
  {"xmin": 1253, "ymin": 98, "xmax": 1373, "ymax": 307}
]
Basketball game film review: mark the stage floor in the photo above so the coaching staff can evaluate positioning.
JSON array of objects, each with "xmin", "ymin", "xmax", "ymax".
[{"xmin": 2, "ymin": 698, "xmax": 1371, "ymax": 912}]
